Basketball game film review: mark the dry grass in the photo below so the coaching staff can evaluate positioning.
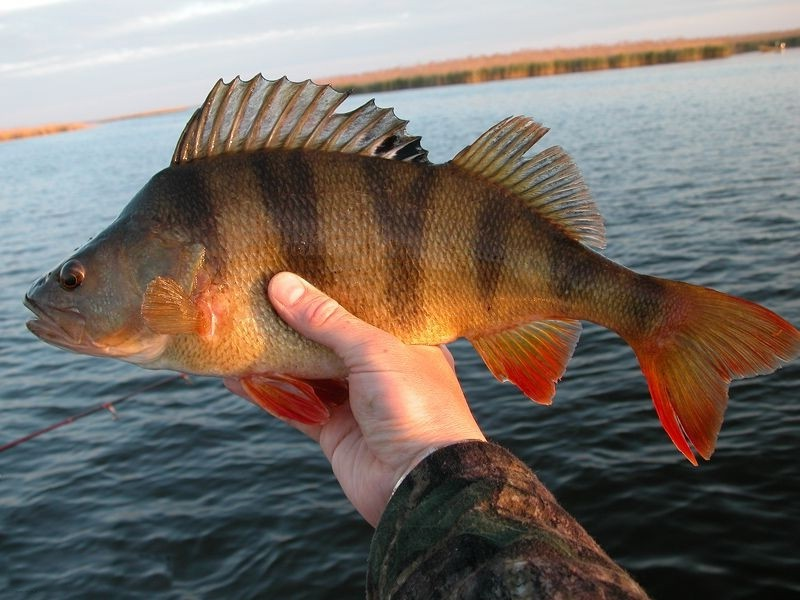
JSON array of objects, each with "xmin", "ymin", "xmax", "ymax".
[
  {"xmin": 0, "ymin": 122, "xmax": 89, "ymax": 143},
  {"xmin": 323, "ymin": 28, "xmax": 800, "ymax": 93},
  {"xmin": 92, "ymin": 105, "xmax": 189, "ymax": 124},
  {"xmin": 3, "ymin": 28, "xmax": 797, "ymax": 142},
  {"xmin": 0, "ymin": 106, "xmax": 188, "ymax": 144}
]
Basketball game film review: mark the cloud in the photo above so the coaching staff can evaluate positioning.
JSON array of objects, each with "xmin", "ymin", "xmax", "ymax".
[
  {"xmin": 108, "ymin": 0, "xmax": 275, "ymax": 34},
  {"xmin": 0, "ymin": 0, "xmax": 75, "ymax": 15},
  {"xmin": 0, "ymin": 16, "xmax": 407, "ymax": 77},
  {"xmin": 552, "ymin": 2, "xmax": 800, "ymax": 47}
]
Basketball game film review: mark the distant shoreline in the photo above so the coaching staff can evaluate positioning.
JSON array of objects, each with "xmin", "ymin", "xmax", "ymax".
[
  {"xmin": 0, "ymin": 122, "xmax": 90, "ymax": 143},
  {"xmin": 323, "ymin": 28, "xmax": 799, "ymax": 93},
  {"xmin": 92, "ymin": 105, "xmax": 190, "ymax": 125},
  {"xmin": 2, "ymin": 27, "xmax": 797, "ymax": 143},
  {"xmin": 0, "ymin": 106, "xmax": 189, "ymax": 144}
]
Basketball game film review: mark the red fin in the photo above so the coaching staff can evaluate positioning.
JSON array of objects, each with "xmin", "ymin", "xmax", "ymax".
[
  {"xmin": 142, "ymin": 276, "xmax": 208, "ymax": 335},
  {"xmin": 633, "ymin": 281, "xmax": 800, "ymax": 465},
  {"xmin": 304, "ymin": 378, "xmax": 349, "ymax": 407},
  {"xmin": 240, "ymin": 374, "xmax": 347, "ymax": 425},
  {"xmin": 470, "ymin": 319, "xmax": 581, "ymax": 405}
]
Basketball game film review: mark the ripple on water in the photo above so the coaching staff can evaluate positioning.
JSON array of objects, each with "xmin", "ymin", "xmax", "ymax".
[{"xmin": 1, "ymin": 53, "xmax": 799, "ymax": 598}]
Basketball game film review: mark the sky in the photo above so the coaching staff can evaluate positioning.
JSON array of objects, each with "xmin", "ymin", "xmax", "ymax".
[{"xmin": 1, "ymin": 0, "xmax": 798, "ymax": 128}]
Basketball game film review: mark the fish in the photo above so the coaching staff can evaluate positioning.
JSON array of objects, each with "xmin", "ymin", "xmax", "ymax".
[{"xmin": 24, "ymin": 75, "xmax": 800, "ymax": 465}]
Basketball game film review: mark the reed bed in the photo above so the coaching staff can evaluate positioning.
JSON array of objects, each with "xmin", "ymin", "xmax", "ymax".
[
  {"xmin": 325, "ymin": 29, "xmax": 800, "ymax": 94},
  {"xmin": 3, "ymin": 29, "xmax": 797, "ymax": 141},
  {"xmin": 0, "ymin": 122, "xmax": 89, "ymax": 143},
  {"xmin": 0, "ymin": 107, "xmax": 187, "ymax": 143}
]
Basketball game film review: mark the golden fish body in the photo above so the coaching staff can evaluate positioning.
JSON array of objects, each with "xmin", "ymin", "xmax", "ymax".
[
  {"xmin": 25, "ymin": 76, "xmax": 800, "ymax": 464},
  {"xmin": 140, "ymin": 151, "xmax": 596, "ymax": 372}
]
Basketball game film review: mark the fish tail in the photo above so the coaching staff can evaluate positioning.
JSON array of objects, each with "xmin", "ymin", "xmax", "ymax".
[{"xmin": 627, "ymin": 278, "xmax": 800, "ymax": 464}]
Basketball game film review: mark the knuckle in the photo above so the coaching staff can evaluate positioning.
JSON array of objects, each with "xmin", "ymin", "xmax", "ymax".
[{"xmin": 304, "ymin": 295, "xmax": 344, "ymax": 329}]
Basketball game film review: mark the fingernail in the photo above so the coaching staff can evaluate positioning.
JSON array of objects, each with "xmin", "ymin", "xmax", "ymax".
[{"xmin": 275, "ymin": 273, "xmax": 305, "ymax": 307}]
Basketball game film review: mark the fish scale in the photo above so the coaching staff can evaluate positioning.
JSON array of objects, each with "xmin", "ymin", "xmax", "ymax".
[{"xmin": 24, "ymin": 75, "xmax": 800, "ymax": 464}]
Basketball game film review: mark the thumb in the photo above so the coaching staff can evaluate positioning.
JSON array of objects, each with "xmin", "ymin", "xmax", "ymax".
[{"xmin": 268, "ymin": 272, "xmax": 398, "ymax": 360}]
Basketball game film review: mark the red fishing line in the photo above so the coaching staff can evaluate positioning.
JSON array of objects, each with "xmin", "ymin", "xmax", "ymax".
[{"xmin": 0, "ymin": 374, "xmax": 189, "ymax": 453}]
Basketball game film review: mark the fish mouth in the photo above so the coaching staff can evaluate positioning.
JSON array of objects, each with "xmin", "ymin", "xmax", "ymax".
[
  {"xmin": 24, "ymin": 295, "xmax": 169, "ymax": 363},
  {"xmin": 24, "ymin": 294, "xmax": 91, "ymax": 353}
]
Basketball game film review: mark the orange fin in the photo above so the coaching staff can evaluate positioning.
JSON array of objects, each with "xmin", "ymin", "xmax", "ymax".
[
  {"xmin": 633, "ymin": 280, "xmax": 800, "ymax": 465},
  {"xmin": 304, "ymin": 377, "xmax": 349, "ymax": 407},
  {"xmin": 240, "ymin": 374, "xmax": 347, "ymax": 425},
  {"xmin": 470, "ymin": 319, "xmax": 581, "ymax": 405},
  {"xmin": 142, "ymin": 276, "xmax": 207, "ymax": 335}
]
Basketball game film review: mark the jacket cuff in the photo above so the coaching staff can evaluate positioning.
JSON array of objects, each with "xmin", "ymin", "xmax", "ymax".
[{"xmin": 367, "ymin": 441, "xmax": 648, "ymax": 599}]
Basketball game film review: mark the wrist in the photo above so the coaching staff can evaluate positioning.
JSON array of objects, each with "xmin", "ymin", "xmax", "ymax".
[{"xmin": 392, "ymin": 437, "xmax": 488, "ymax": 494}]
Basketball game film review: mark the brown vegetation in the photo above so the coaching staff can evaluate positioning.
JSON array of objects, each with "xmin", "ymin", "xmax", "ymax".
[
  {"xmin": 3, "ymin": 28, "xmax": 797, "ymax": 142},
  {"xmin": 0, "ymin": 122, "xmax": 89, "ymax": 143},
  {"xmin": 323, "ymin": 28, "xmax": 800, "ymax": 93},
  {"xmin": 92, "ymin": 105, "xmax": 189, "ymax": 124},
  {"xmin": 0, "ymin": 106, "xmax": 188, "ymax": 144}
]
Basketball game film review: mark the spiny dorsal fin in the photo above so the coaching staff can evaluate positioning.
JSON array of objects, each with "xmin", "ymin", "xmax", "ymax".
[
  {"xmin": 172, "ymin": 75, "xmax": 428, "ymax": 165},
  {"xmin": 452, "ymin": 116, "xmax": 606, "ymax": 250}
]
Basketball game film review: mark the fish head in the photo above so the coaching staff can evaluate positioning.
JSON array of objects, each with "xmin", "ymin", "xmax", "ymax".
[{"xmin": 24, "ymin": 215, "xmax": 202, "ymax": 366}]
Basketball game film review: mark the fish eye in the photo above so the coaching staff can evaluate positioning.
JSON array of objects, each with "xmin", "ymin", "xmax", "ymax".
[{"xmin": 59, "ymin": 260, "xmax": 85, "ymax": 291}]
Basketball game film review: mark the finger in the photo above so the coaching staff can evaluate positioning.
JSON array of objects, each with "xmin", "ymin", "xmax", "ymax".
[
  {"xmin": 438, "ymin": 345, "xmax": 456, "ymax": 371},
  {"xmin": 284, "ymin": 420, "xmax": 323, "ymax": 443},
  {"xmin": 268, "ymin": 272, "xmax": 398, "ymax": 358}
]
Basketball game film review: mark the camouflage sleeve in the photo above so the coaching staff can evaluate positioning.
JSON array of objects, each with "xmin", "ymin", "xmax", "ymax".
[{"xmin": 367, "ymin": 441, "xmax": 649, "ymax": 599}]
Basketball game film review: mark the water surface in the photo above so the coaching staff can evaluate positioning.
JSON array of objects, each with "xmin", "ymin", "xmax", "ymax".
[{"xmin": 1, "ymin": 51, "xmax": 798, "ymax": 598}]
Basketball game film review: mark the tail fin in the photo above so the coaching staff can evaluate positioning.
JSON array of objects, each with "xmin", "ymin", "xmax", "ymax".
[{"xmin": 631, "ymin": 280, "xmax": 800, "ymax": 465}]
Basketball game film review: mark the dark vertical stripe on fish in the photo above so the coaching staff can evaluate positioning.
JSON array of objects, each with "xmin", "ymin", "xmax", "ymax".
[
  {"xmin": 472, "ymin": 193, "xmax": 507, "ymax": 309},
  {"xmin": 364, "ymin": 160, "xmax": 432, "ymax": 318},
  {"xmin": 160, "ymin": 163, "xmax": 221, "ymax": 253},
  {"xmin": 548, "ymin": 238, "xmax": 577, "ymax": 300},
  {"xmin": 627, "ymin": 274, "xmax": 665, "ymax": 333},
  {"xmin": 252, "ymin": 152, "xmax": 328, "ymax": 287},
  {"xmin": 547, "ymin": 235, "xmax": 594, "ymax": 306}
]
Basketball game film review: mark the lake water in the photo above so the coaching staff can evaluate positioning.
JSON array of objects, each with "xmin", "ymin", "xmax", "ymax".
[{"xmin": 1, "ymin": 51, "xmax": 798, "ymax": 599}]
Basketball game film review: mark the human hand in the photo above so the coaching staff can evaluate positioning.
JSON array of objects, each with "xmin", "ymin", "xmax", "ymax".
[{"xmin": 253, "ymin": 272, "xmax": 486, "ymax": 526}]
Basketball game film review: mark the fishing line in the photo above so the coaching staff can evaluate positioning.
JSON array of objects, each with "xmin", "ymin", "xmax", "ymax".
[{"xmin": 0, "ymin": 373, "xmax": 190, "ymax": 453}]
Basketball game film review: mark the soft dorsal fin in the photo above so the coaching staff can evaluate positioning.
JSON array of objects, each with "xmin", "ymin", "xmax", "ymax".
[
  {"xmin": 452, "ymin": 116, "xmax": 606, "ymax": 250},
  {"xmin": 171, "ymin": 75, "xmax": 428, "ymax": 165}
]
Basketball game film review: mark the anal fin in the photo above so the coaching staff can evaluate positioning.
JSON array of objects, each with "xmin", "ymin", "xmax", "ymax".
[
  {"xmin": 470, "ymin": 319, "xmax": 581, "ymax": 405},
  {"xmin": 240, "ymin": 373, "xmax": 348, "ymax": 425}
]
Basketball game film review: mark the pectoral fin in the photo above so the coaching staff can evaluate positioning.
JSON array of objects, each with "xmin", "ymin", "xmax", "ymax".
[
  {"xmin": 142, "ymin": 276, "xmax": 207, "ymax": 335},
  {"xmin": 240, "ymin": 374, "xmax": 348, "ymax": 424}
]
